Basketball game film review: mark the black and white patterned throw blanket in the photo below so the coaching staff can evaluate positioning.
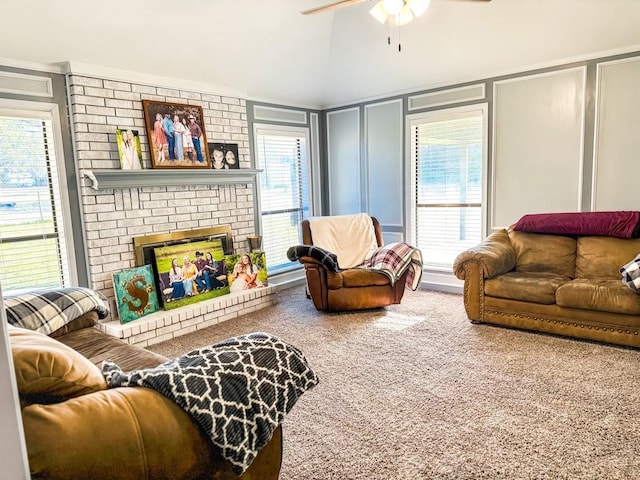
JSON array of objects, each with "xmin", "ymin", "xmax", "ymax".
[
  {"xmin": 286, "ymin": 244, "xmax": 340, "ymax": 272},
  {"xmin": 4, "ymin": 287, "xmax": 110, "ymax": 335},
  {"xmin": 620, "ymin": 253, "xmax": 640, "ymax": 293},
  {"xmin": 103, "ymin": 332, "xmax": 319, "ymax": 476}
]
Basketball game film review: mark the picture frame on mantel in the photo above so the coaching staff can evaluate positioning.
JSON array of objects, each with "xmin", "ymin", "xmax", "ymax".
[
  {"xmin": 142, "ymin": 100, "xmax": 210, "ymax": 169},
  {"xmin": 209, "ymin": 142, "xmax": 240, "ymax": 170}
]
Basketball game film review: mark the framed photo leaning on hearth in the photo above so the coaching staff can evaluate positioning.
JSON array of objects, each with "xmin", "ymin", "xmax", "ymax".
[{"xmin": 142, "ymin": 99, "xmax": 210, "ymax": 169}]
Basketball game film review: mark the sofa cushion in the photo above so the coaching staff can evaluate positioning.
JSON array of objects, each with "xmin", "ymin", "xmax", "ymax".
[
  {"xmin": 484, "ymin": 272, "xmax": 570, "ymax": 304},
  {"xmin": 49, "ymin": 310, "xmax": 99, "ymax": 338},
  {"xmin": 509, "ymin": 231, "xmax": 577, "ymax": 278},
  {"xmin": 9, "ymin": 325, "xmax": 107, "ymax": 402},
  {"xmin": 576, "ymin": 236, "xmax": 640, "ymax": 279},
  {"xmin": 329, "ymin": 269, "xmax": 391, "ymax": 289},
  {"xmin": 556, "ymin": 279, "xmax": 640, "ymax": 315},
  {"xmin": 57, "ymin": 326, "xmax": 167, "ymax": 371}
]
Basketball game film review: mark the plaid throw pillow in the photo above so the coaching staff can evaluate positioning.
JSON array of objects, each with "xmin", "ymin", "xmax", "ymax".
[
  {"xmin": 4, "ymin": 287, "xmax": 110, "ymax": 335},
  {"xmin": 287, "ymin": 245, "xmax": 340, "ymax": 272}
]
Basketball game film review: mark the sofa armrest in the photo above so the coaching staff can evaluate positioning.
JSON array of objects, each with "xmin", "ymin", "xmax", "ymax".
[
  {"xmin": 22, "ymin": 387, "xmax": 283, "ymax": 480},
  {"xmin": 22, "ymin": 388, "xmax": 214, "ymax": 479},
  {"xmin": 453, "ymin": 229, "xmax": 516, "ymax": 280}
]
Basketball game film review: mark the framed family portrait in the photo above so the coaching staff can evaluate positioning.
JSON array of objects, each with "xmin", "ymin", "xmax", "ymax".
[
  {"xmin": 209, "ymin": 143, "xmax": 240, "ymax": 170},
  {"xmin": 142, "ymin": 100, "xmax": 211, "ymax": 169},
  {"xmin": 153, "ymin": 238, "xmax": 229, "ymax": 310},
  {"xmin": 116, "ymin": 128, "xmax": 143, "ymax": 170}
]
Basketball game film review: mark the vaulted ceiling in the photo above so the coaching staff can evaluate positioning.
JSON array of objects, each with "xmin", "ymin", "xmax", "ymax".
[{"xmin": 2, "ymin": 0, "xmax": 640, "ymax": 108}]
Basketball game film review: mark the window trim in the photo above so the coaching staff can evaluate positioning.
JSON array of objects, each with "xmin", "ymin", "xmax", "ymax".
[
  {"xmin": 0, "ymin": 99, "xmax": 79, "ymax": 286},
  {"xmin": 252, "ymin": 123, "xmax": 314, "ymax": 275},
  {"xmin": 405, "ymin": 103, "xmax": 490, "ymax": 266}
]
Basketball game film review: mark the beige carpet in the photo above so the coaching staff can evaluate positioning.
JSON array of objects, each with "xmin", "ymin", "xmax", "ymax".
[{"xmin": 149, "ymin": 286, "xmax": 640, "ymax": 480}]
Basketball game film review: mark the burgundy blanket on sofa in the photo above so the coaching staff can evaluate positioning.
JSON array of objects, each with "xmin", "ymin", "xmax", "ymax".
[{"xmin": 512, "ymin": 211, "xmax": 640, "ymax": 238}]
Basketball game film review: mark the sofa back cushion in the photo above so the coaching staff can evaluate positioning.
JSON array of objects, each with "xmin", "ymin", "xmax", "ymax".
[
  {"xmin": 576, "ymin": 236, "xmax": 640, "ymax": 279},
  {"xmin": 509, "ymin": 231, "xmax": 577, "ymax": 278}
]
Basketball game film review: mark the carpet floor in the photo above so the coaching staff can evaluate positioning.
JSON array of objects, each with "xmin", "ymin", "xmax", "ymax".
[{"xmin": 148, "ymin": 286, "xmax": 640, "ymax": 480}]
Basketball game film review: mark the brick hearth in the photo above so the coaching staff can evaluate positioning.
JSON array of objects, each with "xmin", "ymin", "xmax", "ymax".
[{"xmin": 96, "ymin": 286, "xmax": 277, "ymax": 347}]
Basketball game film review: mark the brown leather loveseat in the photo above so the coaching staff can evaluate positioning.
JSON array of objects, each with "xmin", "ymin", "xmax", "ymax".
[
  {"xmin": 8, "ymin": 304, "xmax": 282, "ymax": 479},
  {"xmin": 453, "ymin": 228, "xmax": 640, "ymax": 348}
]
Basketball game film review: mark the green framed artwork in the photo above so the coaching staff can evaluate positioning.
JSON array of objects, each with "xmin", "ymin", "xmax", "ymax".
[{"xmin": 113, "ymin": 265, "xmax": 160, "ymax": 324}]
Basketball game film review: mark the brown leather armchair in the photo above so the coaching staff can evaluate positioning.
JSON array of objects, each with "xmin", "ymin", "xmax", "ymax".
[{"xmin": 297, "ymin": 216, "xmax": 408, "ymax": 312}]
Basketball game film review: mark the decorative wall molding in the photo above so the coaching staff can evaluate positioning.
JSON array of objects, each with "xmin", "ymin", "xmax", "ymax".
[
  {"xmin": 253, "ymin": 105, "xmax": 307, "ymax": 124},
  {"xmin": 0, "ymin": 70, "xmax": 53, "ymax": 97}
]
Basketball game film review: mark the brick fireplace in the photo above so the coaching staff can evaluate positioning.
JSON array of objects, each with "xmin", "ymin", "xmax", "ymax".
[{"xmin": 67, "ymin": 72, "xmax": 278, "ymax": 345}]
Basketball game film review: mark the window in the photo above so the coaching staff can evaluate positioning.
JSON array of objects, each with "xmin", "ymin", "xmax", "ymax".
[
  {"xmin": 409, "ymin": 106, "xmax": 486, "ymax": 270},
  {"xmin": 254, "ymin": 126, "xmax": 311, "ymax": 274},
  {"xmin": 0, "ymin": 110, "xmax": 73, "ymax": 293}
]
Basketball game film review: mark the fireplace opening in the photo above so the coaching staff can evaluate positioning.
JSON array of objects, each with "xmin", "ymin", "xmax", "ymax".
[{"xmin": 133, "ymin": 225, "xmax": 233, "ymax": 268}]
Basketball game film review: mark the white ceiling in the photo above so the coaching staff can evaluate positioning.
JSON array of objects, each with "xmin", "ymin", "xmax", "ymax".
[{"xmin": 2, "ymin": 0, "xmax": 640, "ymax": 108}]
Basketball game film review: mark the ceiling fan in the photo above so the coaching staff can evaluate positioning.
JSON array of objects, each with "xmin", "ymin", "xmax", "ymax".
[
  {"xmin": 302, "ymin": 0, "xmax": 491, "ymax": 51},
  {"xmin": 302, "ymin": 0, "xmax": 491, "ymax": 17}
]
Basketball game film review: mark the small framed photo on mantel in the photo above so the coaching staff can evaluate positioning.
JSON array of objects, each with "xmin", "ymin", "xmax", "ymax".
[
  {"xmin": 142, "ymin": 99, "xmax": 211, "ymax": 169},
  {"xmin": 209, "ymin": 143, "xmax": 240, "ymax": 170},
  {"xmin": 116, "ymin": 128, "xmax": 143, "ymax": 170}
]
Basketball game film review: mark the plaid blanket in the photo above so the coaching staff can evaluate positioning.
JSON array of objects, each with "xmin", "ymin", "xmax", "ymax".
[
  {"xmin": 361, "ymin": 242, "xmax": 423, "ymax": 290},
  {"xmin": 620, "ymin": 254, "xmax": 640, "ymax": 293},
  {"xmin": 4, "ymin": 287, "xmax": 110, "ymax": 335}
]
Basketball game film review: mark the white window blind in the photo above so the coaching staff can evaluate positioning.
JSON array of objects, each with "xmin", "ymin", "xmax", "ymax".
[
  {"xmin": 0, "ymin": 114, "xmax": 70, "ymax": 292},
  {"xmin": 255, "ymin": 127, "xmax": 310, "ymax": 273},
  {"xmin": 410, "ymin": 109, "xmax": 484, "ymax": 269}
]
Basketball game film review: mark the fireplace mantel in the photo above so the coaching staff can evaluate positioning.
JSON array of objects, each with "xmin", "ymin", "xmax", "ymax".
[{"xmin": 83, "ymin": 169, "xmax": 262, "ymax": 190}]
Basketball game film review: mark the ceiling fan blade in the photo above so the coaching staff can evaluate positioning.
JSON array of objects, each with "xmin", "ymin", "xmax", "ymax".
[{"xmin": 301, "ymin": 0, "xmax": 368, "ymax": 15}]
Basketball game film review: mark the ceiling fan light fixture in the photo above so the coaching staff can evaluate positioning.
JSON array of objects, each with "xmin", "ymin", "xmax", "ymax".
[
  {"xmin": 369, "ymin": 1, "xmax": 388, "ymax": 23},
  {"xmin": 382, "ymin": 0, "xmax": 404, "ymax": 16},
  {"xmin": 395, "ymin": 5, "xmax": 415, "ymax": 26},
  {"xmin": 408, "ymin": 0, "xmax": 431, "ymax": 17}
]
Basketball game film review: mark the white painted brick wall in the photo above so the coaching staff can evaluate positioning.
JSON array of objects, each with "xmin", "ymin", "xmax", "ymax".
[{"xmin": 67, "ymin": 74, "xmax": 271, "ymax": 334}]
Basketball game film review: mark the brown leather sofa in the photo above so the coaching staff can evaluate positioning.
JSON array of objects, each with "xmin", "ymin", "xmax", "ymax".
[
  {"xmin": 298, "ymin": 217, "xmax": 407, "ymax": 312},
  {"xmin": 453, "ymin": 228, "xmax": 640, "ymax": 348},
  {"xmin": 9, "ymin": 310, "xmax": 282, "ymax": 480}
]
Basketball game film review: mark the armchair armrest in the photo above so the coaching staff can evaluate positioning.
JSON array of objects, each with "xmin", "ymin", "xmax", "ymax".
[
  {"xmin": 453, "ymin": 229, "xmax": 516, "ymax": 280},
  {"xmin": 287, "ymin": 245, "xmax": 340, "ymax": 272}
]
